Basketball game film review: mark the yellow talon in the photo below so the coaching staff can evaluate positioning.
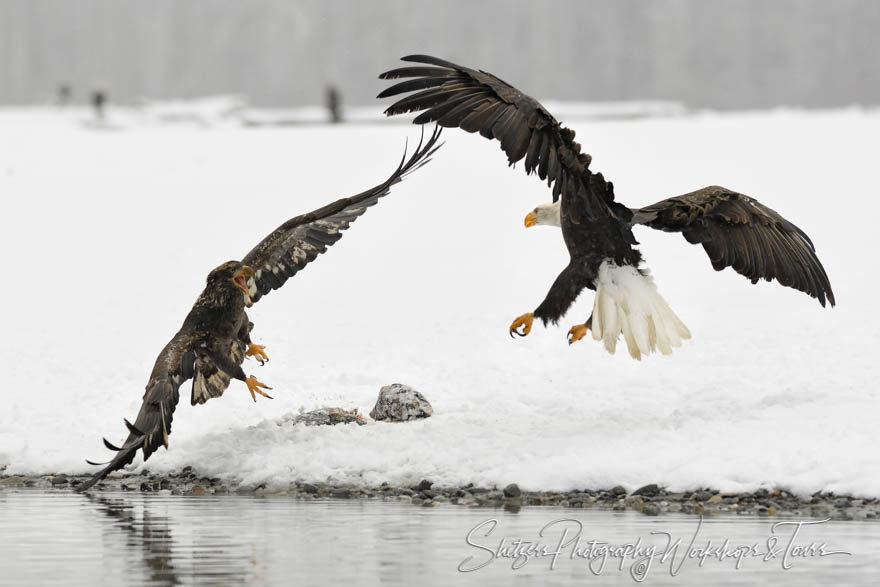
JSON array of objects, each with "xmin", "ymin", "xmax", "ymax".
[
  {"xmin": 509, "ymin": 312, "xmax": 534, "ymax": 338},
  {"xmin": 247, "ymin": 343, "xmax": 269, "ymax": 365},
  {"xmin": 568, "ymin": 324, "xmax": 589, "ymax": 345},
  {"xmin": 245, "ymin": 376, "xmax": 273, "ymax": 402}
]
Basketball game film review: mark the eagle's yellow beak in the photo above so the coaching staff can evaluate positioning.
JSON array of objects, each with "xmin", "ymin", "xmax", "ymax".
[
  {"xmin": 233, "ymin": 266, "xmax": 256, "ymax": 306},
  {"xmin": 524, "ymin": 210, "xmax": 538, "ymax": 228}
]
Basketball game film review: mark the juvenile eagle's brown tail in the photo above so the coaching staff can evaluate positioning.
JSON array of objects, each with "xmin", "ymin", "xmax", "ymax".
[{"xmin": 76, "ymin": 379, "xmax": 181, "ymax": 492}]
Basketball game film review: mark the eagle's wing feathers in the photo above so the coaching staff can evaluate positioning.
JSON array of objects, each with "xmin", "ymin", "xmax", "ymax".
[
  {"xmin": 631, "ymin": 185, "xmax": 834, "ymax": 306},
  {"xmin": 380, "ymin": 55, "xmax": 609, "ymax": 214},
  {"xmin": 242, "ymin": 125, "xmax": 441, "ymax": 303},
  {"xmin": 380, "ymin": 54, "xmax": 640, "ymax": 286},
  {"xmin": 77, "ymin": 331, "xmax": 197, "ymax": 491}
]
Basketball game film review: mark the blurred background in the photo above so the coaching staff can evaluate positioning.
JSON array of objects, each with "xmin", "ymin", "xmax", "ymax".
[{"xmin": 2, "ymin": 0, "xmax": 879, "ymax": 111}]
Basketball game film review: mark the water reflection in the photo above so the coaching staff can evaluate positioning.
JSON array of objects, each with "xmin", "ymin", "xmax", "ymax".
[
  {"xmin": 88, "ymin": 495, "xmax": 181, "ymax": 586},
  {"xmin": 0, "ymin": 491, "xmax": 877, "ymax": 586}
]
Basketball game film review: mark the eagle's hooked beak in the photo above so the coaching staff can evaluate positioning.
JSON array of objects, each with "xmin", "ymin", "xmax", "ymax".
[
  {"xmin": 524, "ymin": 210, "xmax": 538, "ymax": 228},
  {"xmin": 233, "ymin": 266, "xmax": 256, "ymax": 307}
]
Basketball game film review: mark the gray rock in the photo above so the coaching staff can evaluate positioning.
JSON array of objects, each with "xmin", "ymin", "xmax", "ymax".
[
  {"xmin": 632, "ymin": 484, "xmax": 660, "ymax": 497},
  {"xmin": 503, "ymin": 483, "xmax": 521, "ymax": 498},
  {"xmin": 370, "ymin": 383, "xmax": 433, "ymax": 422},
  {"xmin": 693, "ymin": 490, "xmax": 714, "ymax": 502},
  {"xmin": 278, "ymin": 408, "xmax": 366, "ymax": 427},
  {"xmin": 413, "ymin": 479, "xmax": 432, "ymax": 492},
  {"xmin": 0, "ymin": 476, "xmax": 25, "ymax": 487},
  {"xmin": 611, "ymin": 485, "xmax": 627, "ymax": 496},
  {"xmin": 625, "ymin": 496, "xmax": 645, "ymax": 508},
  {"xmin": 643, "ymin": 503, "xmax": 661, "ymax": 516}
]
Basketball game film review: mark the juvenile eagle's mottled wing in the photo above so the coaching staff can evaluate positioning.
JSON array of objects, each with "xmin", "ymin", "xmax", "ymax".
[
  {"xmin": 242, "ymin": 126, "xmax": 442, "ymax": 303},
  {"xmin": 631, "ymin": 186, "xmax": 835, "ymax": 307},
  {"xmin": 77, "ymin": 331, "xmax": 197, "ymax": 491},
  {"xmin": 379, "ymin": 55, "xmax": 620, "ymax": 219}
]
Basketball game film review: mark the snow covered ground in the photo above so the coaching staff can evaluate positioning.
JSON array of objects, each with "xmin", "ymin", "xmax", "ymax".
[{"xmin": 1, "ymin": 105, "xmax": 877, "ymax": 497}]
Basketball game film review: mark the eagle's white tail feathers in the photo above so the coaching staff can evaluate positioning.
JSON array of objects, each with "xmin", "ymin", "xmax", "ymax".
[{"xmin": 590, "ymin": 261, "xmax": 691, "ymax": 360}]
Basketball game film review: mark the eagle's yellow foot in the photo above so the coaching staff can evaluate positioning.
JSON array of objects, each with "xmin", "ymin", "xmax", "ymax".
[
  {"xmin": 509, "ymin": 312, "xmax": 534, "ymax": 338},
  {"xmin": 247, "ymin": 343, "xmax": 269, "ymax": 365},
  {"xmin": 245, "ymin": 376, "xmax": 273, "ymax": 402},
  {"xmin": 567, "ymin": 324, "xmax": 589, "ymax": 345}
]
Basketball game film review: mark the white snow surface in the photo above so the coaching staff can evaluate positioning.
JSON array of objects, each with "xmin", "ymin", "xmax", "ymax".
[{"xmin": 1, "ymin": 106, "xmax": 877, "ymax": 497}]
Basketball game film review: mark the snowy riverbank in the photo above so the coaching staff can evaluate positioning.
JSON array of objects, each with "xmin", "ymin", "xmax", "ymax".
[{"xmin": 1, "ymin": 105, "xmax": 877, "ymax": 498}]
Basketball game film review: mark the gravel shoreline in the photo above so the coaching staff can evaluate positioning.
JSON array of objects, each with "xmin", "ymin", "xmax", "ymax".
[{"xmin": 2, "ymin": 470, "xmax": 877, "ymax": 520}]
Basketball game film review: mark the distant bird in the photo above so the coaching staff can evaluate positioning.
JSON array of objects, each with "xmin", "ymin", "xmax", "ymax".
[
  {"xmin": 379, "ymin": 55, "xmax": 834, "ymax": 359},
  {"xmin": 77, "ymin": 128, "xmax": 441, "ymax": 491},
  {"xmin": 327, "ymin": 85, "xmax": 343, "ymax": 123},
  {"xmin": 56, "ymin": 83, "xmax": 72, "ymax": 107},
  {"xmin": 91, "ymin": 89, "xmax": 107, "ymax": 119}
]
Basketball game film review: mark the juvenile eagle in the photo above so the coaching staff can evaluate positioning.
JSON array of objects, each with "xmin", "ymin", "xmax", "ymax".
[
  {"xmin": 379, "ymin": 55, "xmax": 833, "ymax": 359},
  {"xmin": 77, "ymin": 128, "xmax": 441, "ymax": 491}
]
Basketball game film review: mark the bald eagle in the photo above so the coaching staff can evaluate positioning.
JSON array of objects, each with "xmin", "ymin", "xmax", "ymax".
[
  {"xmin": 379, "ymin": 55, "xmax": 834, "ymax": 359},
  {"xmin": 76, "ymin": 128, "xmax": 441, "ymax": 491}
]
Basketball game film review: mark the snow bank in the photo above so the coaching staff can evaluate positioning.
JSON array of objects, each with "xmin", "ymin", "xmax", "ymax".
[{"xmin": 0, "ymin": 106, "xmax": 876, "ymax": 497}]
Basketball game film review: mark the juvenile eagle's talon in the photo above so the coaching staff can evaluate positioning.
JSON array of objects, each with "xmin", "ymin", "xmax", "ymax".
[
  {"xmin": 509, "ymin": 312, "xmax": 534, "ymax": 338},
  {"xmin": 245, "ymin": 376, "xmax": 273, "ymax": 401},
  {"xmin": 246, "ymin": 343, "xmax": 269, "ymax": 365},
  {"xmin": 568, "ymin": 324, "xmax": 589, "ymax": 345}
]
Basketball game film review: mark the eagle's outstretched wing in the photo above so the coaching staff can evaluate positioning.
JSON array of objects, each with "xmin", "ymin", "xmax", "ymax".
[
  {"xmin": 631, "ymin": 186, "xmax": 835, "ymax": 307},
  {"xmin": 77, "ymin": 332, "xmax": 196, "ymax": 491},
  {"xmin": 379, "ymin": 55, "xmax": 623, "ymax": 220},
  {"xmin": 242, "ymin": 125, "xmax": 442, "ymax": 303}
]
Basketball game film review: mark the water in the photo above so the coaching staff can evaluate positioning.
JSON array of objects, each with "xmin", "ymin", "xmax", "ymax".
[{"xmin": 0, "ymin": 491, "xmax": 877, "ymax": 586}]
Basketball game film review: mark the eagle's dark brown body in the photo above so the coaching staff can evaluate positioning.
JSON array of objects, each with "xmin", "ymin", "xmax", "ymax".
[
  {"xmin": 77, "ymin": 128, "xmax": 441, "ymax": 491},
  {"xmin": 152, "ymin": 261, "xmax": 255, "ymax": 409}
]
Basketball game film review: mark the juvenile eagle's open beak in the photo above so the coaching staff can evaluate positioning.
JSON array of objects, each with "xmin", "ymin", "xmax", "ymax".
[
  {"xmin": 233, "ymin": 266, "xmax": 256, "ymax": 307},
  {"xmin": 524, "ymin": 210, "xmax": 538, "ymax": 228}
]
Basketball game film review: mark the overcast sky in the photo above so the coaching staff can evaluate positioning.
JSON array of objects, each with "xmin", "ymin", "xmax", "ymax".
[{"xmin": 2, "ymin": 0, "xmax": 878, "ymax": 108}]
